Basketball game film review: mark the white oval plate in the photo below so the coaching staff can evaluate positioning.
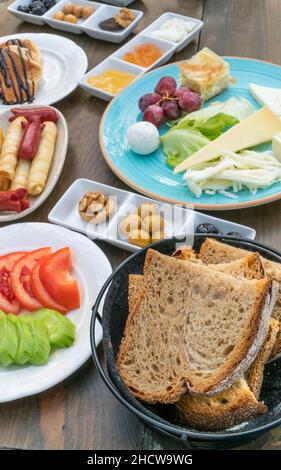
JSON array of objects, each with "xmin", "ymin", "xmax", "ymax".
[
  {"xmin": 0, "ymin": 223, "xmax": 112, "ymax": 403},
  {"xmin": 0, "ymin": 105, "xmax": 68, "ymax": 222},
  {"xmin": 0, "ymin": 33, "xmax": 88, "ymax": 110}
]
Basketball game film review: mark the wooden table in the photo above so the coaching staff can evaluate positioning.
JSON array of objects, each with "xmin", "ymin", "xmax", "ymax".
[{"xmin": 1, "ymin": 0, "xmax": 281, "ymax": 451}]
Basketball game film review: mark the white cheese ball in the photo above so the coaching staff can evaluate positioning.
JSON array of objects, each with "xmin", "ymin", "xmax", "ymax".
[{"xmin": 127, "ymin": 122, "xmax": 160, "ymax": 155}]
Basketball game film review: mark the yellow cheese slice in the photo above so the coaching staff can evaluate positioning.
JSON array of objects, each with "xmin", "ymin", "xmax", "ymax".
[{"xmin": 174, "ymin": 107, "xmax": 281, "ymax": 174}]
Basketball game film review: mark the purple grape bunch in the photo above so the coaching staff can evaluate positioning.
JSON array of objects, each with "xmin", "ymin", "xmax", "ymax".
[{"xmin": 138, "ymin": 76, "xmax": 202, "ymax": 128}]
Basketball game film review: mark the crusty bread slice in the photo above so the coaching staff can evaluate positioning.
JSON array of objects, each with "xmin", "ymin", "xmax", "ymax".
[
  {"xmin": 246, "ymin": 318, "xmax": 279, "ymax": 398},
  {"xmin": 199, "ymin": 238, "xmax": 281, "ymax": 361},
  {"xmin": 177, "ymin": 319, "xmax": 279, "ymax": 431},
  {"xmin": 128, "ymin": 252, "xmax": 265, "ymax": 315},
  {"xmin": 128, "ymin": 265, "xmax": 278, "ymax": 430},
  {"xmin": 177, "ymin": 378, "xmax": 267, "ymax": 431},
  {"xmin": 118, "ymin": 249, "xmax": 277, "ymax": 403}
]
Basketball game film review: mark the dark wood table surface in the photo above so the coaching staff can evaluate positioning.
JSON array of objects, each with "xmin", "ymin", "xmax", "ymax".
[{"xmin": 1, "ymin": 0, "xmax": 281, "ymax": 450}]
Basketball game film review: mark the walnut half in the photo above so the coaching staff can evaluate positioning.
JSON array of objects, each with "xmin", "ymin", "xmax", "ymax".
[{"xmin": 78, "ymin": 191, "xmax": 116, "ymax": 224}]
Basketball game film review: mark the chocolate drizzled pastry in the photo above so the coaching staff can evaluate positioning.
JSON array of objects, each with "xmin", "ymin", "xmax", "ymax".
[{"xmin": 0, "ymin": 39, "xmax": 42, "ymax": 105}]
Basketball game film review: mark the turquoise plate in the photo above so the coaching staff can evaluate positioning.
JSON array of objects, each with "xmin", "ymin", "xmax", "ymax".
[{"xmin": 99, "ymin": 58, "xmax": 281, "ymax": 210}]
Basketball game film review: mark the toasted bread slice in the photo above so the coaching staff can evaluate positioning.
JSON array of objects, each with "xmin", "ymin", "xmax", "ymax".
[
  {"xmin": 118, "ymin": 249, "xmax": 277, "ymax": 403},
  {"xmin": 177, "ymin": 378, "xmax": 267, "ymax": 431},
  {"xmin": 199, "ymin": 238, "xmax": 281, "ymax": 361}
]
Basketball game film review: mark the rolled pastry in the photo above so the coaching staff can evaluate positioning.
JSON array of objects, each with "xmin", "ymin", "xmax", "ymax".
[
  {"xmin": 10, "ymin": 159, "xmax": 31, "ymax": 191},
  {"xmin": 27, "ymin": 121, "xmax": 57, "ymax": 196},
  {"xmin": 0, "ymin": 127, "xmax": 3, "ymax": 154},
  {"xmin": 0, "ymin": 117, "xmax": 26, "ymax": 181},
  {"xmin": 0, "ymin": 177, "xmax": 10, "ymax": 191}
]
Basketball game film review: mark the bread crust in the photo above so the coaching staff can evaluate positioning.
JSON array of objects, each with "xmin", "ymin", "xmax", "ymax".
[{"xmin": 199, "ymin": 238, "xmax": 281, "ymax": 361}]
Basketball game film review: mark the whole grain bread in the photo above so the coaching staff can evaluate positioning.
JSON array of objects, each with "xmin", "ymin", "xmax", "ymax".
[
  {"xmin": 199, "ymin": 238, "xmax": 281, "ymax": 361},
  {"xmin": 128, "ymin": 263, "xmax": 278, "ymax": 430},
  {"xmin": 117, "ymin": 249, "xmax": 277, "ymax": 403}
]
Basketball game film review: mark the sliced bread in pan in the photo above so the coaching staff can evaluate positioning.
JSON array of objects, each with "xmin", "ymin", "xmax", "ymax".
[
  {"xmin": 117, "ymin": 249, "xmax": 277, "ymax": 403},
  {"xmin": 177, "ymin": 318, "xmax": 279, "ymax": 430},
  {"xmin": 199, "ymin": 238, "xmax": 281, "ymax": 361},
  {"xmin": 128, "ymin": 261, "xmax": 278, "ymax": 430}
]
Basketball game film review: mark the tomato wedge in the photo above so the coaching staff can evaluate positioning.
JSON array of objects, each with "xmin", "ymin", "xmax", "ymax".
[
  {"xmin": 0, "ymin": 252, "xmax": 26, "ymax": 314},
  {"xmin": 39, "ymin": 247, "xmax": 80, "ymax": 310},
  {"xmin": 30, "ymin": 263, "xmax": 68, "ymax": 314},
  {"xmin": 11, "ymin": 247, "xmax": 52, "ymax": 311}
]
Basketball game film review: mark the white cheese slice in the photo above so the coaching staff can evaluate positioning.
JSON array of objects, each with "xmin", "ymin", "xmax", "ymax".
[
  {"xmin": 174, "ymin": 107, "xmax": 281, "ymax": 174},
  {"xmin": 272, "ymin": 132, "xmax": 281, "ymax": 161},
  {"xmin": 250, "ymin": 83, "xmax": 281, "ymax": 117}
]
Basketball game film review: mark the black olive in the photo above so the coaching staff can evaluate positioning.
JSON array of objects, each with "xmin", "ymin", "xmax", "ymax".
[
  {"xmin": 196, "ymin": 223, "xmax": 220, "ymax": 234},
  {"xmin": 226, "ymin": 231, "xmax": 242, "ymax": 238},
  {"xmin": 18, "ymin": 5, "xmax": 29, "ymax": 12}
]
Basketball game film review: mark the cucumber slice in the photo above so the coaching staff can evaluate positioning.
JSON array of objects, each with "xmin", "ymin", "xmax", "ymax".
[
  {"xmin": 21, "ymin": 315, "xmax": 50, "ymax": 365},
  {"xmin": 9, "ymin": 315, "xmax": 34, "ymax": 365},
  {"xmin": 33, "ymin": 309, "xmax": 76, "ymax": 349},
  {"xmin": 0, "ymin": 316, "xmax": 18, "ymax": 366}
]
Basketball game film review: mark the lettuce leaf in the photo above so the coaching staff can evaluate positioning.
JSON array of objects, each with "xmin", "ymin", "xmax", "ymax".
[
  {"xmin": 171, "ymin": 97, "xmax": 253, "ymax": 126},
  {"xmin": 160, "ymin": 128, "xmax": 210, "ymax": 168},
  {"xmin": 191, "ymin": 113, "xmax": 239, "ymax": 140}
]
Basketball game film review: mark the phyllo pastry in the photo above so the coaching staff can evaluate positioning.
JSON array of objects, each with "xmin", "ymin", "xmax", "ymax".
[{"xmin": 179, "ymin": 47, "xmax": 233, "ymax": 101}]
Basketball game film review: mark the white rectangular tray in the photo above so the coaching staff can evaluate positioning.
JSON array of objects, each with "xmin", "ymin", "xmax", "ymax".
[
  {"xmin": 8, "ymin": 0, "xmax": 143, "ymax": 41},
  {"xmin": 78, "ymin": 12, "xmax": 203, "ymax": 100},
  {"xmin": 48, "ymin": 179, "xmax": 256, "ymax": 253}
]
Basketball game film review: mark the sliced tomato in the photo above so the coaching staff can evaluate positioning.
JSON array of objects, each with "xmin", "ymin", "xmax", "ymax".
[
  {"xmin": 11, "ymin": 247, "xmax": 52, "ymax": 311},
  {"xmin": 0, "ymin": 252, "xmax": 26, "ymax": 314},
  {"xmin": 39, "ymin": 247, "xmax": 80, "ymax": 310},
  {"xmin": 30, "ymin": 262, "xmax": 68, "ymax": 314}
]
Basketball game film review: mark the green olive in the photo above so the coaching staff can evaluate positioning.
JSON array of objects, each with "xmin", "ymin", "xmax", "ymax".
[
  {"xmin": 142, "ymin": 214, "xmax": 165, "ymax": 235},
  {"xmin": 137, "ymin": 203, "xmax": 159, "ymax": 220},
  {"xmin": 128, "ymin": 229, "xmax": 151, "ymax": 247},
  {"xmin": 119, "ymin": 214, "xmax": 141, "ymax": 237},
  {"xmin": 151, "ymin": 230, "xmax": 166, "ymax": 243}
]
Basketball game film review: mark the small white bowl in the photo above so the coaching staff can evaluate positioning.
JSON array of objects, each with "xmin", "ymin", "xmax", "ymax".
[
  {"xmin": 8, "ymin": 0, "xmax": 49, "ymax": 25},
  {"xmin": 0, "ymin": 105, "xmax": 68, "ymax": 222},
  {"xmin": 81, "ymin": 5, "xmax": 143, "ymax": 43},
  {"xmin": 44, "ymin": 0, "xmax": 101, "ymax": 34},
  {"xmin": 78, "ymin": 57, "xmax": 144, "ymax": 101},
  {"xmin": 143, "ymin": 12, "xmax": 204, "ymax": 52},
  {"xmin": 112, "ymin": 33, "xmax": 177, "ymax": 69},
  {"xmin": 48, "ymin": 179, "xmax": 256, "ymax": 252}
]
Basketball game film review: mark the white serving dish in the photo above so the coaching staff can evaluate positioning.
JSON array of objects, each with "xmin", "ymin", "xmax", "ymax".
[
  {"xmin": 0, "ymin": 222, "xmax": 112, "ymax": 403},
  {"xmin": 0, "ymin": 105, "xmax": 68, "ymax": 222},
  {"xmin": 8, "ymin": 0, "xmax": 47, "ymax": 25},
  {"xmin": 8, "ymin": 0, "xmax": 143, "ymax": 41},
  {"xmin": 81, "ymin": 4, "xmax": 143, "ymax": 43},
  {"xmin": 142, "ymin": 11, "xmax": 203, "ymax": 52},
  {"xmin": 78, "ymin": 12, "xmax": 203, "ymax": 100},
  {"xmin": 78, "ymin": 57, "xmax": 143, "ymax": 101},
  {"xmin": 44, "ymin": 0, "xmax": 101, "ymax": 34},
  {"xmin": 79, "ymin": 34, "xmax": 176, "ymax": 100},
  {"xmin": 48, "ymin": 179, "xmax": 256, "ymax": 252}
]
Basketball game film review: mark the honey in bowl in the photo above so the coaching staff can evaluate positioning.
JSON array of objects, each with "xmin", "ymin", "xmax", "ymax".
[
  {"xmin": 122, "ymin": 43, "xmax": 163, "ymax": 68},
  {"xmin": 87, "ymin": 69, "xmax": 137, "ymax": 95}
]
